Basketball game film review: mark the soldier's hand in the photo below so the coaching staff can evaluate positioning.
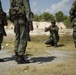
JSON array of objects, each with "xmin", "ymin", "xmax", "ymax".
[
  {"xmin": 28, "ymin": 21, "xmax": 33, "ymax": 31},
  {"xmin": 3, "ymin": 20, "xmax": 8, "ymax": 26},
  {"xmin": 44, "ymin": 27, "xmax": 48, "ymax": 32}
]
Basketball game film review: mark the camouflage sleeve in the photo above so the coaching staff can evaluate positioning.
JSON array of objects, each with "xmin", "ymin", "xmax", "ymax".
[
  {"xmin": 23, "ymin": 0, "xmax": 32, "ymax": 21},
  {"xmin": 51, "ymin": 26, "xmax": 59, "ymax": 31},
  {"xmin": 69, "ymin": 0, "xmax": 76, "ymax": 18},
  {"xmin": 10, "ymin": 0, "xmax": 12, "ymax": 7},
  {"xmin": 55, "ymin": 25, "xmax": 59, "ymax": 31},
  {"xmin": 10, "ymin": 0, "xmax": 14, "ymax": 8},
  {"xmin": 47, "ymin": 26, "xmax": 52, "ymax": 30}
]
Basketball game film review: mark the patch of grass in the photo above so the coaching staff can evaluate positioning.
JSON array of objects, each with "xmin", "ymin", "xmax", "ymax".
[
  {"xmin": 0, "ymin": 35, "xmax": 76, "ymax": 75},
  {"xmin": 1, "ymin": 61, "xmax": 76, "ymax": 75},
  {"xmin": 2, "ymin": 35, "xmax": 75, "ymax": 55}
]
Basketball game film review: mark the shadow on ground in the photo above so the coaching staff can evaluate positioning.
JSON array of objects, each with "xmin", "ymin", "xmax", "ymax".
[
  {"xmin": 3, "ymin": 55, "xmax": 56, "ymax": 64},
  {"xmin": 46, "ymin": 44, "xmax": 65, "ymax": 47},
  {"xmin": 31, "ymin": 56, "xmax": 56, "ymax": 64}
]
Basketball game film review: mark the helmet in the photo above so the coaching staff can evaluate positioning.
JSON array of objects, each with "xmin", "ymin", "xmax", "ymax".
[{"xmin": 51, "ymin": 20, "xmax": 56, "ymax": 24}]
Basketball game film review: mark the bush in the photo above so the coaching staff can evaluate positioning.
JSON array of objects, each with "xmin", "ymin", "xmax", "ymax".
[{"xmin": 64, "ymin": 18, "xmax": 72, "ymax": 28}]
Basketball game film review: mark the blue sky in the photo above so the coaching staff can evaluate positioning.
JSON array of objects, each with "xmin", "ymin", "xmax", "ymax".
[{"xmin": 1, "ymin": 0, "xmax": 74, "ymax": 15}]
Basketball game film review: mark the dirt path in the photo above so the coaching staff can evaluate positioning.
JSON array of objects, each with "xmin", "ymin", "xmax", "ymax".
[{"xmin": 0, "ymin": 50, "xmax": 76, "ymax": 71}]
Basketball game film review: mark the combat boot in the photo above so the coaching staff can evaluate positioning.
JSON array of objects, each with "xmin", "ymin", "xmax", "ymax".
[
  {"xmin": 54, "ymin": 43, "xmax": 57, "ymax": 48},
  {"xmin": 17, "ymin": 55, "xmax": 30, "ymax": 64},
  {"xmin": 0, "ymin": 59, "xmax": 4, "ymax": 62},
  {"xmin": 16, "ymin": 55, "xmax": 25, "ymax": 64},
  {"xmin": 17, "ymin": 55, "xmax": 35, "ymax": 64},
  {"xmin": 15, "ymin": 52, "xmax": 18, "ymax": 62},
  {"xmin": 51, "ymin": 43, "xmax": 54, "ymax": 46}
]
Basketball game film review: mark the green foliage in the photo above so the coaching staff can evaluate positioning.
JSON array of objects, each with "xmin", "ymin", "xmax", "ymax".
[
  {"xmin": 40, "ymin": 12, "xmax": 54, "ymax": 22},
  {"xmin": 63, "ymin": 15, "xmax": 68, "ymax": 21},
  {"xmin": 33, "ymin": 12, "xmax": 54, "ymax": 22},
  {"xmin": 7, "ymin": 10, "xmax": 71, "ymax": 28},
  {"xmin": 63, "ymin": 17, "xmax": 72, "ymax": 28},
  {"xmin": 55, "ymin": 11, "xmax": 64, "ymax": 22},
  {"xmin": 33, "ymin": 14, "xmax": 40, "ymax": 21}
]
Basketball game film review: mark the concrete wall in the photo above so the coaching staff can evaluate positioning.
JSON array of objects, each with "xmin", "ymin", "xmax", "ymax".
[
  {"xmin": 33, "ymin": 21, "xmax": 66, "ymax": 30},
  {"xmin": 6, "ymin": 21, "xmax": 66, "ymax": 30}
]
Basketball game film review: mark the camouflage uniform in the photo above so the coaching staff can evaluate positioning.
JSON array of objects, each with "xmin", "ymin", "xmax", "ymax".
[
  {"xmin": 69, "ymin": 0, "xmax": 76, "ymax": 48},
  {"xmin": 0, "ymin": 0, "xmax": 7, "ymax": 62},
  {"xmin": 9, "ymin": 0, "xmax": 32, "ymax": 63},
  {"xmin": 45, "ymin": 21, "xmax": 59, "ymax": 47},
  {"xmin": 0, "ymin": 0, "xmax": 7, "ymax": 50}
]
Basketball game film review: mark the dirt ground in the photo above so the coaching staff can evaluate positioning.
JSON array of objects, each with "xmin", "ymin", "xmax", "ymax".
[
  {"xmin": 0, "ymin": 29, "xmax": 76, "ymax": 75},
  {"xmin": 0, "ymin": 49, "xmax": 76, "ymax": 75}
]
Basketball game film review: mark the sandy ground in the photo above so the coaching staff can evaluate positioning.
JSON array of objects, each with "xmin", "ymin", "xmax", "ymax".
[
  {"xmin": 0, "ymin": 29, "xmax": 75, "ymax": 75},
  {"xmin": 0, "ymin": 50, "xmax": 76, "ymax": 72}
]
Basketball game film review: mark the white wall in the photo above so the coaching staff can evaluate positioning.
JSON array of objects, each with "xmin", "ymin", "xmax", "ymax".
[{"xmin": 33, "ymin": 21, "xmax": 66, "ymax": 30}]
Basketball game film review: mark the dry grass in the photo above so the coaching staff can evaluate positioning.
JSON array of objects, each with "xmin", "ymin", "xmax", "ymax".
[
  {"xmin": 2, "ymin": 35, "xmax": 75, "ymax": 55},
  {"xmin": 27, "ymin": 35, "xmax": 75, "ymax": 56},
  {"xmin": 0, "ymin": 61, "xmax": 76, "ymax": 75},
  {"xmin": 0, "ymin": 35, "xmax": 76, "ymax": 75}
]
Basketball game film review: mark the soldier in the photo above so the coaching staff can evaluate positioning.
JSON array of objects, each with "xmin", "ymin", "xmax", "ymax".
[
  {"xmin": 9, "ymin": 0, "xmax": 33, "ymax": 64},
  {"xmin": 69, "ymin": 0, "xmax": 76, "ymax": 48},
  {"xmin": 45, "ymin": 20, "xmax": 59, "ymax": 47},
  {"xmin": 0, "ymin": 0, "xmax": 7, "ymax": 62}
]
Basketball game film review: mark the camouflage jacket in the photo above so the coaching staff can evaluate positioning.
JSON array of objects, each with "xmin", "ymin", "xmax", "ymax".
[
  {"xmin": 0, "ymin": 1, "xmax": 7, "ymax": 36},
  {"xmin": 10, "ymin": 0, "xmax": 32, "ymax": 21},
  {"xmin": 69, "ymin": 0, "xmax": 76, "ymax": 22},
  {"xmin": 45, "ymin": 25, "xmax": 59, "ymax": 37}
]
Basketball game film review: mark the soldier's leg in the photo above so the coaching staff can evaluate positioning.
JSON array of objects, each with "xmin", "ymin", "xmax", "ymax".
[
  {"xmin": 73, "ymin": 31, "xmax": 76, "ymax": 48},
  {"xmin": 0, "ymin": 34, "xmax": 4, "ymax": 62},
  {"xmin": 45, "ymin": 37, "xmax": 53, "ymax": 45},
  {"xmin": 53, "ymin": 34, "xmax": 58, "ymax": 47},
  {"xmin": 14, "ymin": 21, "xmax": 20, "ymax": 61},
  {"xmin": 45, "ymin": 39, "xmax": 51, "ymax": 45},
  {"xmin": 18, "ymin": 23, "xmax": 27, "ymax": 56},
  {"xmin": 14, "ymin": 21, "xmax": 20, "ymax": 53},
  {"xmin": 16, "ymin": 21, "xmax": 28, "ymax": 64},
  {"xmin": 51, "ymin": 41, "xmax": 54, "ymax": 46},
  {"xmin": 0, "ymin": 34, "xmax": 3, "ymax": 50}
]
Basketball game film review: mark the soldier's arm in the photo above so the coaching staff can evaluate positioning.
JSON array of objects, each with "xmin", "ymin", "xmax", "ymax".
[
  {"xmin": 9, "ymin": 0, "xmax": 13, "ymax": 22},
  {"xmin": 69, "ymin": 1, "xmax": 76, "ymax": 21},
  {"xmin": 51, "ymin": 25, "xmax": 59, "ymax": 31},
  {"xmin": 23, "ymin": 0, "xmax": 31, "ymax": 21},
  {"xmin": 45, "ymin": 26, "xmax": 52, "ymax": 32},
  {"xmin": 23, "ymin": 0, "xmax": 34, "ymax": 31},
  {"xmin": 10, "ymin": 0, "xmax": 14, "ymax": 8},
  {"xmin": 55, "ymin": 26, "xmax": 59, "ymax": 31}
]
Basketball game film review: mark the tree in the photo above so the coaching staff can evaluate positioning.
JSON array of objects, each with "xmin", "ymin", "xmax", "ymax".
[
  {"xmin": 64, "ymin": 17, "xmax": 71, "ymax": 28},
  {"xmin": 55, "ymin": 11, "xmax": 64, "ymax": 22},
  {"xmin": 63, "ymin": 15, "xmax": 68, "ymax": 21},
  {"xmin": 33, "ymin": 14, "xmax": 40, "ymax": 21},
  {"xmin": 40, "ymin": 12, "xmax": 54, "ymax": 22}
]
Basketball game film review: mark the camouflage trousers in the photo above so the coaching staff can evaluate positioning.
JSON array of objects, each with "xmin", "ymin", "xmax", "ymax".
[
  {"xmin": 0, "ymin": 34, "xmax": 3, "ymax": 49},
  {"xmin": 73, "ymin": 26, "xmax": 76, "ymax": 45},
  {"xmin": 45, "ymin": 34, "xmax": 59, "ymax": 45},
  {"xmin": 14, "ymin": 18, "xmax": 28, "ymax": 56}
]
